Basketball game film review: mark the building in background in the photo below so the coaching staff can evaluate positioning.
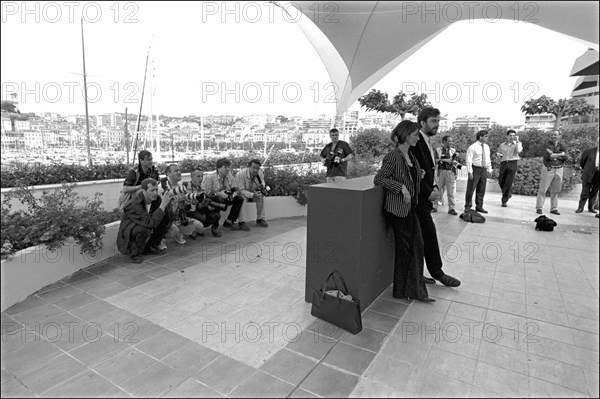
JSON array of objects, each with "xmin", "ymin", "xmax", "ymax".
[
  {"xmin": 562, "ymin": 48, "xmax": 599, "ymax": 130},
  {"xmin": 453, "ymin": 115, "xmax": 491, "ymax": 131},
  {"xmin": 524, "ymin": 114, "xmax": 556, "ymax": 131}
]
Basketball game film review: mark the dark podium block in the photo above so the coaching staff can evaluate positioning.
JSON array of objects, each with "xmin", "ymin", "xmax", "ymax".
[{"xmin": 305, "ymin": 176, "xmax": 395, "ymax": 310}]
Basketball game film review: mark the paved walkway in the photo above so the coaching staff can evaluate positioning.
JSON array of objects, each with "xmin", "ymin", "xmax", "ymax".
[{"xmin": 1, "ymin": 191, "xmax": 598, "ymax": 398}]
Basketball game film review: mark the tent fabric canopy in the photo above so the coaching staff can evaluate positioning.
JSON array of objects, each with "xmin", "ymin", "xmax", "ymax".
[{"xmin": 278, "ymin": 1, "xmax": 600, "ymax": 116}]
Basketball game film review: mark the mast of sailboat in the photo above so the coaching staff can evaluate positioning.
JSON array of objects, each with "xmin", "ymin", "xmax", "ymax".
[
  {"xmin": 131, "ymin": 43, "xmax": 151, "ymax": 166},
  {"xmin": 124, "ymin": 107, "xmax": 129, "ymax": 164},
  {"xmin": 80, "ymin": 18, "xmax": 92, "ymax": 167},
  {"xmin": 201, "ymin": 115, "xmax": 204, "ymax": 157}
]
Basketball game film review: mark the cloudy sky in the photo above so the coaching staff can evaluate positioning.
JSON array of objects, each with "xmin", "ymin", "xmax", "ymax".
[{"xmin": 1, "ymin": 1, "xmax": 595, "ymax": 125}]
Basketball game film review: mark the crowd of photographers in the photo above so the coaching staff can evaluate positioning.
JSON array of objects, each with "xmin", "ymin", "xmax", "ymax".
[{"xmin": 116, "ymin": 153, "xmax": 270, "ymax": 264}]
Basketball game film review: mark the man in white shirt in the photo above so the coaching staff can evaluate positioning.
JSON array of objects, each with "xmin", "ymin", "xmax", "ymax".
[
  {"xmin": 465, "ymin": 130, "xmax": 493, "ymax": 213},
  {"xmin": 497, "ymin": 130, "xmax": 523, "ymax": 207}
]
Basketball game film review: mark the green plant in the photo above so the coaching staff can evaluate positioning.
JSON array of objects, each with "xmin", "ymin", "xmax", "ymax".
[{"xmin": 1, "ymin": 183, "xmax": 120, "ymax": 259}]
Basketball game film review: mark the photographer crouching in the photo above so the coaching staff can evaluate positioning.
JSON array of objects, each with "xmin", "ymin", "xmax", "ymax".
[
  {"xmin": 234, "ymin": 159, "xmax": 270, "ymax": 228},
  {"xmin": 159, "ymin": 164, "xmax": 207, "ymax": 244},
  {"xmin": 201, "ymin": 158, "xmax": 246, "ymax": 231}
]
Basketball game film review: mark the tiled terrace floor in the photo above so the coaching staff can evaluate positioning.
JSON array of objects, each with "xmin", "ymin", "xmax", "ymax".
[{"xmin": 2, "ymin": 191, "xmax": 599, "ymax": 398}]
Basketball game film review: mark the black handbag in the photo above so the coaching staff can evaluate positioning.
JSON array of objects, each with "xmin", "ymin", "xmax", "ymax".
[{"xmin": 311, "ymin": 270, "xmax": 362, "ymax": 334}]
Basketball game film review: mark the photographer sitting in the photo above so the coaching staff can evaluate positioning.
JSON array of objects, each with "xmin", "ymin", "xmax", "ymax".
[
  {"xmin": 435, "ymin": 135, "xmax": 462, "ymax": 215},
  {"xmin": 234, "ymin": 159, "xmax": 270, "ymax": 228},
  {"xmin": 159, "ymin": 164, "xmax": 206, "ymax": 244},
  {"xmin": 201, "ymin": 158, "xmax": 246, "ymax": 231},
  {"xmin": 183, "ymin": 168, "xmax": 222, "ymax": 237},
  {"xmin": 117, "ymin": 178, "xmax": 173, "ymax": 264}
]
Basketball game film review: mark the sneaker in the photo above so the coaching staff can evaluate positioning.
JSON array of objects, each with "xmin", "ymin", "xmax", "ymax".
[
  {"xmin": 501, "ymin": 203, "xmax": 507, "ymax": 207},
  {"xmin": 223, "ymin": 220, "xmax": 233, "ymax": 228},
  {"xmin": 550, "ymin": 209, "xmax": 560, "ymax": 215},
  {"xmin": 238, "ymin": 222, "xmax": 250, "ymax": 231},
  {"xmin": 175, "ymin": 234, "xmax": 187, "ymax": 245},
  {"xmin": 256, "ymin": 219, "xmax": 269, "ymax": 227},
  {"xmin": 211, "ymin": 227, "xmax": 222, "ymax": 237},
  {"xmin": 157, "ymin": 239, "xmax": 167, "ymax": 250},
  {"xmin": 536, "ymin": 209, "xmax": 543, "ymax": 214},
  {"xmin": 475, "ymin": 207, "xmax": 488, "ymax": 214},
  {"xmin": 131, "ymin": 255, "xmax": 143, "ymax": 264}
]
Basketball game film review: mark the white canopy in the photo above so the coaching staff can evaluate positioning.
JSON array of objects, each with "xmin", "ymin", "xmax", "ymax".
[{"xmin": 276, "ymin": 1, "xmax": 600, "ymax": 116}]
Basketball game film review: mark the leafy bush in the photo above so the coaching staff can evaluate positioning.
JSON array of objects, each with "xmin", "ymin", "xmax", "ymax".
[
  {"xmin": 508, "ymin": 158, "xmax": 580, "ymax": 196},
  {"xmin": 0, "ymin": 152, "xmax": 322, "ymax": 188},
  {"xmin": 1, "ymin": 183, "xmax": 121, "ymax": 259}
]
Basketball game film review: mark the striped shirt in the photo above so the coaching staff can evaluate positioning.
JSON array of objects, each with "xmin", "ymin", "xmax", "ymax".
[{"xmin": 374, "ymin": 148, "xmax": 421, "ymax": 218}]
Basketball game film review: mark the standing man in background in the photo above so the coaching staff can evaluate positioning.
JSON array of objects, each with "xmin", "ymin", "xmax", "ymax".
[
  {"xmin": 497, "ymin": 130, "xmax": 523, "ymax": 207},
  {"xmin": 576, "ymin": 136, "xmax": 599, "ymax": 214},
  {"xmin": 435, "ymin": 135, "xmax": 460, "ymax": 216},
  {"xmin": 321, "ymin": 128, "xmax": 354, "ymax": 183},
  {"xmin": 465, "ymin": 130, "xmax": 493, "ymax": 214},
  {"xmin": 536, "ymin": 130, "xmax": 568, "ymax": 215}
]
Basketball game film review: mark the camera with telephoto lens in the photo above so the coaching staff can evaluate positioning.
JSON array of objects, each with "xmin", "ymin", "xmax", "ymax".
[{"xmin": 256, "ymin": 185, "xmax": 270, "ymax": 197}]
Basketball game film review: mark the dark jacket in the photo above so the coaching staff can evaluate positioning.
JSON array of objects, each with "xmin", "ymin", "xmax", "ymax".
[
  {"xmin": 580, "ymin": 147, "xmax": 599, "ymax": 182},
  {"xmin": 117, "ymin": 191, "xmax": 166, "ymax": 255},
  {"xmin": 409, "ymin": 133, "xmax": 437, "ymax": 208},
  {"xmin": 374, "ymin": 149, "xmax": 421, "ymax": 217}
]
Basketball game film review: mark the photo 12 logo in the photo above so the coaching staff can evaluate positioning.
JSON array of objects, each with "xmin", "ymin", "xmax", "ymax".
[
  {"xmin": 200, "ymin": 2, "xmax": 339, "ymax": 24},
  {"xmin": 1, "ymin": 1, "xmax": 140, "ymax": 23},
  {"xmin": 401, "ymin": 82, "xmax": 539, "ymax": 105},
  {"xmin": 200, "ymin": 81, "xmax": 339, "ymax": 105},
  {"xmin": 399, "ymin": 2, "xmax": 539, "ymax": 24},
  {"xmin": 2, "ymin": 81, "xmax": 142, "ymax": 106}
]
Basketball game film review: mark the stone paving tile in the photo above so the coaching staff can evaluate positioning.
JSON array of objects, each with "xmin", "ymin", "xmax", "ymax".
[
  {"xmin": 1, "ymin": 368, "xmax": 36, "ymax": 397},
  {"xmin": 118, "ymin": 362, "xmax": 188, "ymax": 398},
  {"xmin": 53, "ymin": 291, "xmax": 99, "ymax": 312},
  {"xmin": 162, "ymin": 377, "xmax": 225, "ymax": 398},
  {"xmin": 68, "ymin": 333, "xmax": 131, "ymax": 366},
  {"xmin": 472, "ymin": 361, "xmax": 529, "ymax": 398},
  {"xmin": 40, "ymin": 370, "xmax": 130, "ymax": 397},
  {"xmin": 133, "ymin": 329, "xmax": 192, "ymax": 360},
  {"xmin": 528, "ymin": 376, "xmax": 589, "ymax": 398},
  {"xmin": 339, "ymin": 327, "xmax": 387, "ymax": 353},
  {"xmin": 161, "ymin": 341, "xmax": 221, "ymax": 377},
  {"xmin": 424, "ymin": 347, "xmax": 477, "ymax": 384},
  {"xmin": 362, "ymin": 354, "xmax": 418, "ymax": 395},
  {"xmin": 18, "ymin": 353, "xmax": 87, "ymax": 394},
  {"xmin": 380, "ymin": 333, "xmax": 432, "ymax": 368},
  {"xmin": 2, "ymin": 340, "xmax": 63, "ymax": 377},
  {"xmin": 85, "ymin": 280, "xmax": 130, "ymax": 299},
  {"xmin": 69, "ymin": 300, "xmax": 118, "ymax": 321},
  {"xmin": 322, "ymin": 341, "xmax": 377, "ymax": 375},
  {"xmin": 92, "ymin": 347, "xmax": 157, "ymax": 385},
  {"xmin": 259, "ymin": 348, "xmax": 318, "ymax": 385},
  {"xmin": 290, "ymin": 387, "xmax": 322, "ymax": 398},
  {"xmin": 300, "ymin": 363, "xmax": 359, "ymax": 398},
  {"xmin": 35, "ymin": 285, "xmax": 83, "ymax": 305},
  {"xmin": 412, "ymin": 369, "xmax": 474, "ymax": 398},
  {"xmin": 528, "ymin": 353, "xmax": 588, "ymax": 393},
  {"xmin": 230, "ymin": 370, "xmax": 295, "ymax": 398},
  {"xmin": 285, "ymin": 329, "xmax": 337, "ymax": 361},
  {"xmin": 193, "ymin": 355, "xmax": 256, "ymax": 395},
  {"xmin": 367, "ymin": 297, "xmax": 409, "ymax": 318},
  {"xmin": 360, "ymin": 310, "xmax": 399, "ymax": 334}
]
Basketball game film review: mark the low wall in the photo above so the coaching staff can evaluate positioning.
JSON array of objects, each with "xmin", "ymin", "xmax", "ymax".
[
  {"xmin": 0, "ymin": 162, "xmax": 324, "ymax": 214},
  {"xmin": 1, "ymin": 196, "xmax": 307, "ymax": 312}
]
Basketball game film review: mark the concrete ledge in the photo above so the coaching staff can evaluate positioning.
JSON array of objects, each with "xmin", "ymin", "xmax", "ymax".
[{"xmin": 0, "ymin": 196, "xmax": 306, "ymax": 312}]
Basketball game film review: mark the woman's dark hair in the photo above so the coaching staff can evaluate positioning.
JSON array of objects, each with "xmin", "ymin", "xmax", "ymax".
[{"xmin": 391, "ymin": 120, "xmax": 419, "ymax": 144}]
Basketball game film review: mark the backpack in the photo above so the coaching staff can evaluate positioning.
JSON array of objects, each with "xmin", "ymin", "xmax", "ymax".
[
  {"xmin": 459, "ymin": 209, "xmax": 486, "ymax": 223},
  {"xmin": 117, "ymin": 168, "xmax": 140, "ymax": 212},
  {"xmin": 534, "ymin": 215, "xmax": 557, "ymax": 231}
]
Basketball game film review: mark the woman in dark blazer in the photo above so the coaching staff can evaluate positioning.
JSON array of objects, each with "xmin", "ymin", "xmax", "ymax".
[{"xmin": 374, "ymin": 120, "xmax": 434, "ymax": 303}]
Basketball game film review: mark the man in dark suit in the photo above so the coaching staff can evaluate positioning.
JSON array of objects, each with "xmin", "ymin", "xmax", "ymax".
[
  {"xmin": 409, "ymin": 108, "xmax": 461, "ymax": 287},
  {"xmin": 576, "ymin": 137, "xmax": 599, "ymax": 214}
]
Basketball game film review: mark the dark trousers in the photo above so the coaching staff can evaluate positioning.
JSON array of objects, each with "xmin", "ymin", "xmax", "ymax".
[
  {"xmin": 465, "ymin": 166, "xmax": 488, "ymax": 209},
  {"xmin": 189, "ymin": 209, "xmax": 221, "ymax": 228},
  {"xmin": 130, "ymin": 220, "xmax": 168, "ymax": 256},
  {"xmin": 579, "ymin": 171, "xmax": 599, "ymax": 210},
  {"xmin": 416, "ymin": 201, "xmax": 444, "ymax": 280},
  {"xmin": 387, "ymin": 210, "xmax": 428, "ymax": 300},
  {"xmin": 498, "ymin": 160, "xmax": 518, "ymax": 203},
  {"xmin": 226, "ymin": 196, "xmax": 245, "ymax": 222}
]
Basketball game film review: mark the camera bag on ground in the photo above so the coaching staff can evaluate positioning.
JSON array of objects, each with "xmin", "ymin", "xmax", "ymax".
[
  {"xmin": 311, "ymin": 270, "xmax": 362, "ymax": 334},
  {"xmin": 459, "ymin": 209, "xmax": 486, "ymax": 223},
  {"xmin": 534, "ymin": 215, "xmax": 557, "ymax": 231}
]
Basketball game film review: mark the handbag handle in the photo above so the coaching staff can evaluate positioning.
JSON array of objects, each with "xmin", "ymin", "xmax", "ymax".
[{"xmin": 321, "ymin": 269, "xmax": 350, "ymax": 296}]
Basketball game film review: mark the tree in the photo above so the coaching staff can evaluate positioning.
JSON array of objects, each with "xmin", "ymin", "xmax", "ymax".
[
  {"xmin": 358, "ymin": 89, "xmax": 432, "ymax": 119},
  {"xmin": 520, "ymin": 95, "xmax": 596, "ymax": 130},
  {"xmin": 350, "ymin": 128, "xmax": 392, "ymax": 158},
  {"xmin": 1, "ymin": 101, "xmax": 18, "ymax": 113}
]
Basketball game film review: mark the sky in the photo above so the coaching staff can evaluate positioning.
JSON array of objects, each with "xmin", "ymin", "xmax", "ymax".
[{"xmin": 0, "ymin": 1, "xmax": 596, "ymax": 125}]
